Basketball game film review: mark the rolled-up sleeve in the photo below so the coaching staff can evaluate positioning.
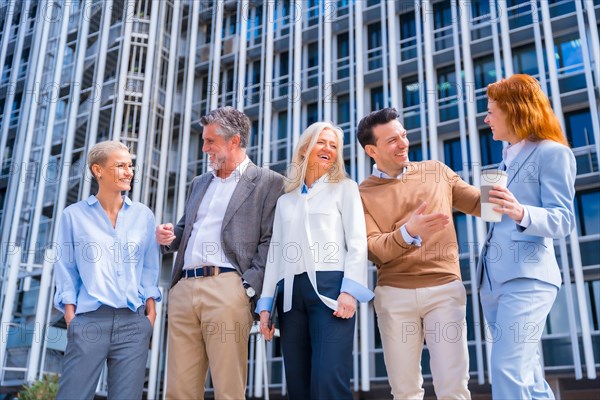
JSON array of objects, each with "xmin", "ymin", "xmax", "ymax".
[
  {"xmin": 53, "ymin": 211, "xmax": 80, "ymax": 313},
  {"xmin": 141, "ymin": 211, "xmax": 162, "ymax": 302}
]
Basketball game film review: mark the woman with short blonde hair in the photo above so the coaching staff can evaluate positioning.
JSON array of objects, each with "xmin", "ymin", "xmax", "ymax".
[{"xmin": 54, "ymin": 140, "xmax": 161, "ymax": 399}]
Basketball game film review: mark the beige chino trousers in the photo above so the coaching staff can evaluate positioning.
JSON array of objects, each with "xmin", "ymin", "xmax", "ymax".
[
  {"xmin": 374, "ymin": 280, "xmax": 471, "ymax": 400},
  {"xmin": 166, "ymin": 272, "xmax": 253, "ymax": 400}
]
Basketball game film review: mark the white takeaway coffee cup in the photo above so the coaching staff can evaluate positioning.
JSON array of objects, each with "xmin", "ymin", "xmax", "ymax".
[{"xmin": 480, "ymin": 169, "xmax": 508, "ymax": 222}]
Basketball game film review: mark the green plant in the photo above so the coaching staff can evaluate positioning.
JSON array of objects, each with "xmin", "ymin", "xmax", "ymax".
[{"xmin": 18, "ymin": 375, "xmax": 59, "ymax": 400}]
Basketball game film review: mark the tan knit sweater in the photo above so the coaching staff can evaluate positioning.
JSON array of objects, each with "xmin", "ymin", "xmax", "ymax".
[{"xmin": 359, "ymin": 160, "xmax": 481, "ymax": 289}]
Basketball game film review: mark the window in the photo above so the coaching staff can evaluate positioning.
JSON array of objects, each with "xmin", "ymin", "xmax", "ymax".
[
  {"xmin": 479, "ymin": 129, "xmax": 503, "ymax": 167},
  {"xmin": 400, "ymin": 11, "xmax": 416, "ymax": 38},
  {"xmin": 402, "ymin": 76, "xmax": 421, "ymax": 130},
  {"xmin": 554, "ymin": 34, "xmax": 586, "ymax": 92},
  {"xmin": 370, "ymin": 86, "xmax": 384, "ymax": 111},
  {"xmin": 574, "ymin": 190, "xmax": 600, "ymax": 237},
  {"xmin": 307, "ymin": 42, "xmax": 319, "ymax": 87},
  {"xmin": 434, "ymin": 0, "xmax": 452, "ymax": 29},
  {"xmin": 307, "ymin": 103, "xmax": 319, "ymax": 126},
  {"xmin": 337, "ymin": 94, "xmax": 351, "ymax": 145},
  {"xmin": 337, "ymin": 33, "xmax": 350, "ymax": 79},
  {"xmin": 437, "ymin": 66, "xmax": 458, "ymax": 122},
  {"xmin": 399, "ymin": 11, "xmax": 417, "ymax": 59},
  {"xmin": 367, "ymin": 23, "xmax": 382, "ymax": 70},
  {"xmin": 409, "ymin": 143, "xmax": 423, "ymax": 162},
  {"xmin": 473, "ymin": 56, "xmax": 497, "ymax": 88},
  {"xmin": 443, "ymin": 138, "xmax": 464, "ymax": 172},
  {"xmin": 512, "ymin": 44, "xmax": 539, "ymax": 76},
  {"xmin": 565, "ymin": 109, "xmax": 595, "ymax": 148}
]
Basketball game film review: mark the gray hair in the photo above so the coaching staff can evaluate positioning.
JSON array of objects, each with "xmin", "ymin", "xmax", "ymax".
[
  {"xmin": 87, "ymin": 140, "xmax": 129, "ymax": 178},
  {"xmin": 199, "ymin": 106, "xmax": 251, "ymax": 148}
]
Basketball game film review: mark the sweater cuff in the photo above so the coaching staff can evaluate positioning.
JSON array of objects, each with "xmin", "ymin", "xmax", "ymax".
[{"xmin": 341, "ymin": 278, "xmax": 374, "ymax": 303}]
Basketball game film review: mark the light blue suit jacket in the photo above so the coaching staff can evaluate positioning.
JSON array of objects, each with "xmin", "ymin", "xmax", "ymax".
[{"xmin": 476, "ymin": 140, "xmax": 576, "ymax": 289}]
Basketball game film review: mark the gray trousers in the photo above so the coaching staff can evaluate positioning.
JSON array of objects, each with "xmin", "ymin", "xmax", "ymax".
[{"xmin": 57, "ymin": 305, "xmax": 152, "ymax": 400}]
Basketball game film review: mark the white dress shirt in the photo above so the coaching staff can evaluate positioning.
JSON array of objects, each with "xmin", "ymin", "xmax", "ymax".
[{"xmin": 183, "ymin": 157, "xmax": 250, "ymax": 270}]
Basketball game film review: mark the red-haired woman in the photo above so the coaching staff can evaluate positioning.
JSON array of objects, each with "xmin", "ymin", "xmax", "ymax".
[{"xmin": 477, "ymin": 74, "xmax": 576, "ymax": 398}]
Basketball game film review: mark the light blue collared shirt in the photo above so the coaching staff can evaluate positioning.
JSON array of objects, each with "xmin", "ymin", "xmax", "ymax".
[
  {"xmin": 371, "ymin": 164, "xmax": 422, "ymax": 246},
  {"xmin": 53, "ymin": 195, "xmax": 162, "ymax": 314}
]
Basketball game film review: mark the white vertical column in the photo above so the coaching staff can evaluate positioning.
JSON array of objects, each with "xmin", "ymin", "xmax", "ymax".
[
  {"xmin": 489, "ymin": 0, "xmax": 503, "ymax": 79},
  {"xmin": 571, "ymin": 1, "xmax": 599, "ymax": 380},
  {"xmin": 456, "ymin": 0, "xmax": 485, "ymax": 385},
  {"xmin": 415, "ymin": 1, "xmax": 428, "ymax": 159},
  {"xmin": 261, "ymin": 0, "xmax": 275, "ymax": 166},
  {"xmin": 236, "ymin": 0, "xmax": 250, "ymax": 111},
  {"xmin": 176, "ymin": 0, "xmax": 199, "ymax": 218},
  {"xmin": 154, "ymin": 0, "xmax": 180, "ymax": 224},
  {"xmin": 112, "ymin": 0, "xmax": 135, "ymax": 141},
  {"xmin": 585, "ymin": 0, "xmax": 600, "ymax": 87},
  {"xmin": 292, "ymin": 0, "xmax": 302, "ymax": 146},
  {"xmin": 0, "ymin": 0, "xmax": 16, "ymax": 85},
  {"xmin": 147, "ymin": 287, "xmax": 164, "ymax": 400},
  {"xmin": 0, "ymin": 247, "xmax": 21, "ymax": 380},
  {"xmin": 497, "ymin": 0, "xmax": 513, "ymax": 76},
  {"xmin": 6, "ymin": 0, "xmax": 53, "ymax": 267},
  {"xmin": 132, "ymin": 0, "xmax": 160, "ymax": 202},
  {"xmin": 81, "ymin": 0, "xmax": 115, "ymax": 199},
  {"xmin": 209, "ymin": 1, "xmax": 224, "ymax": 110},
  {"xmin": 26, "ymin": 255, "xmax": 52, "ymax": 382},
  {"xmin": 531, "ymin": 0, "xmax": 547, "ymax": 92},
  {"xmin": 52, "ymin": 0, "xmax": 92, "ymax": 234},
  {"xmin": 323, "ymin": 0, "xmax": 333, "ymax": 121},
  {"xmin": 421, "ymin": 0, "xmax": 438, "ymax": 160},
  {"xmin": 379, "ymin": 1, "xmax": 389, "ymax": 107},
  {"xmin": 354, "ymin": 0, "xmax": 366, "ymax": 180},
  {"xmin": 0, "ymin": 0, "xmax": 28, "ymax": 170},
  {"xmin": 26, "ymin": 0, "xmax": 72, "ymax": 284},
  {"xmin": 539, "ymin": 1, "xmax": 563, "ymax": 127},
  {"xmin": 575, "ymin": 0, "xmax": 600, "ymax": 170},
  {"xmin": 387, "ymin": 1, "xmax": 399, "ymax": 110},
  {"xmin": 558, "ymin": 239, "xmax": 583, "ymax": 379}
]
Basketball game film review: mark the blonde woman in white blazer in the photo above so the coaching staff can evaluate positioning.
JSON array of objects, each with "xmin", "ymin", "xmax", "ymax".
[{"xmin": 258, "ymin": 122, "xmax": 373, "ymax": 400}]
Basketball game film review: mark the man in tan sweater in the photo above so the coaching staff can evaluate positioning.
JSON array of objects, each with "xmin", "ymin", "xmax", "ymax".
[{"xmin": 357, "ymin": 108, "xmax": 480, "ymax": 399}]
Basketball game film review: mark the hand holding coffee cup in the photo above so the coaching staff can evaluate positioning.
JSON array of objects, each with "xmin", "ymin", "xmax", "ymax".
[
  {"xmin": 481, "ymin": 170, "xmax": 526, "ymax": 223},
  {"xmin": 480, "ymin": 170, "xmax": 508, "ymax": 222}
]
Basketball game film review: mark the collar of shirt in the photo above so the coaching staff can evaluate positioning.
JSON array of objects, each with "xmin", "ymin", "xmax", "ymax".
[
  {"xmin": 372, "ymin": 164, "xmax": 407, "ymax": 179},
  {"xmin": 502, "ymin": 140, "xmax": 527, "ymax": 167},
  {"xmin": 85, "ymin": 194, "xmax": 132, "ymax": 207},
  {"xmin": 211, "ymin": 156, "xmax": 250, "ymax": 181},
  {"xmin": 301, "ymin": 176, "xmax": 323, "ymax": 194}
]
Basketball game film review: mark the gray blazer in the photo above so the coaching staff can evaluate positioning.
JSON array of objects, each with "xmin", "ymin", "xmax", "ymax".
[{"xmin": 164, "ymin": 161, "xmax": 284, "ymax": 305}]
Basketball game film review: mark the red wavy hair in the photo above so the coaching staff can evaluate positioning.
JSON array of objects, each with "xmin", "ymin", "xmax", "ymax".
[{"xmin": 487, "ymin": 74, "xmax": 568, "ymax": 146}]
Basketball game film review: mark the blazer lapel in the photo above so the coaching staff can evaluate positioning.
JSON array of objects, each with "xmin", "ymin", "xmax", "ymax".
[
  {"xmin": 222, "ymin": 165, "xmax": 257, "ymax": 230},
  {"xmin": 506, "ymin": 141, "xmax": 538, "ymax": 188}
]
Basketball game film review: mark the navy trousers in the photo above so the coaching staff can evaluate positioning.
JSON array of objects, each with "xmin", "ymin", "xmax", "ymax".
[
  {"xmin": 56, "ymin": 305, "xmax": 152, "ymax": 400},
  {"xmin": 278, "ymin": 272, "xmax": 355, "ymax": 400}
]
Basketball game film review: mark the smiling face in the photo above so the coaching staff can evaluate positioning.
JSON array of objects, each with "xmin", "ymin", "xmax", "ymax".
[
  {"xmin": 305, "ymin": 129, "xmax": 339, "ymax": 180},
  {"xmin": 93, "ymin": 149, "xmax": 134, "ymax": 192},
  {"xmin": 202, "ymin": 123, "xmax": 238, "ymax": 174},
  {"xmin": 485, "ymin": 101, "xmax": 515, "ymax": 143},
  {"xmin": 366, "ymin": 119, "xmax": 409, "ymax": 177}
]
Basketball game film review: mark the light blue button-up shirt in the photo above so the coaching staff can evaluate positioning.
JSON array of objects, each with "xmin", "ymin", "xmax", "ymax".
[{"xmin": 53, "ymin": 195, "xmax": 162, "ymax": 314}]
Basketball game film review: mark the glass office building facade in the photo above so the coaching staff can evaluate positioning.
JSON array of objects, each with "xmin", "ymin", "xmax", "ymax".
[{"xmin": 0, "ymin": 0, "xmax": 599, "ymax": 397}]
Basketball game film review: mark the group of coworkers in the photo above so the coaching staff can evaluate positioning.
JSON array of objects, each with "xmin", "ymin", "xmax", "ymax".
[{"xmin": 53, "ymin": 74, "xmax": 576, "ymax": 400}]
